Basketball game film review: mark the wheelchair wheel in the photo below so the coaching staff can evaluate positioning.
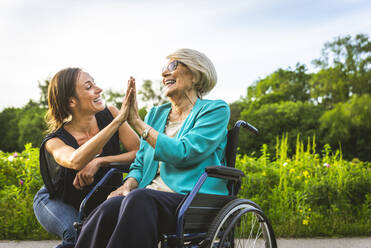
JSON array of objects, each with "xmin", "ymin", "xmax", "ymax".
[{"xmin": 205, "ymin": 199, "xmax": 277, "ymax": 248}]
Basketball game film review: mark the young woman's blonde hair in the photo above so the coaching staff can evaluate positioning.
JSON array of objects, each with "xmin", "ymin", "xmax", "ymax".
[
  {"xmin": 167, "ymin": 48, "xmax": 217, "ymax": 98},
  {"xmin": 45, "ymin": 67, "xmax": 81, "ymax": 133}
]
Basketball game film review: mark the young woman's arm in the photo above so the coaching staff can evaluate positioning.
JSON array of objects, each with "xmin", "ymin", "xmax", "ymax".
[{"xmin": 45, "ymin": 85, "xmax": 133, "ymax": 170}]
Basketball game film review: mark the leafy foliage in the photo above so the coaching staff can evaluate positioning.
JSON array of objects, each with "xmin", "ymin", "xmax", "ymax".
[
  {"xmin": 17, "ymin": 101, "xmax": 47, "ymax": 149},
  {"xmin": 1, "ymin": 141, "xmax": 369, "ymax": 239},
  {"xmin": 247, "ymin": 63, "xmax": 311, "ymax": 105},
  {"xmin": 239, "ymin": 101, "xmax": 324, "ymax": 157},
  {"xmin": 234, "ymin": 33, "xmax": 371, "ymax": 160},
  {"xmin": 0, "ymin": 101, "xmax": 46, "ymax": 152},
  {"xmin": 236, "ymin": 136, "xmax": 370, "ymax": 237},
  {"xmin": 38, "ymin": 79, "xmax": 50, "ymax": 108},
  {"xmin": 138, "ymin": 80, "xmax": 168, "ymax": 107},
  {"xmin": 0, "ymin": 107, "xmax": 21, "ymax": 152},
  {"xmin": 319, "ymin": 94, "xmax": 371, "ymax": 161},
  {"xmin": 311, "ymin": 33, "xmax": 371, "ymax": 106},
  {"xmin": 102, "ymin": 88, "xmax": 126, "ymax": 110},
  {"xmin": 0, "ymin": 144, "xmax": 56, "ymax": 239}
]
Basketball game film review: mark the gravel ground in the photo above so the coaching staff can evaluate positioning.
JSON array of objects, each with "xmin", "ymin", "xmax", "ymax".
[{"xmin": 0, "ymin": 238, "xmax": 370, "ymax": 248}]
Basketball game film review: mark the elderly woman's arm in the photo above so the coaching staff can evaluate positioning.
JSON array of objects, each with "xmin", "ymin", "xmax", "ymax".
[
  {"xmin": 132, "ymin": 101, "xmax": 229, "ymax": 167},
  {"xmin": 154, "ymin": 100, "xmax": 229, "ymax": 167}
]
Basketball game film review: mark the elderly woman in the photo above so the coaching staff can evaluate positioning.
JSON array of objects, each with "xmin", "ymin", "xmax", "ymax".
[
  {"xmin": 33, "ymin": 68, "xmax": 140, "ymax": 248},
  {"xmin": 75, "ymin": 48, "xmax": 230, "ymax": 248}
]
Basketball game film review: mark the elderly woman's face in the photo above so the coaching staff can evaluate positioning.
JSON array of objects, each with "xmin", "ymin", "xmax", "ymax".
[{"xmin": 161, "ymin": 60, "xmax": 194, "ymax": 98}]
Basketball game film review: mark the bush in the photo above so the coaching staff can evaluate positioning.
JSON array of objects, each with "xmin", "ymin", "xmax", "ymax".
[
  {"xmin": 0, "ymin": 141, "xmax": 370, "ymax": 239},
  {"xmin": 236, "ymin": 135, "xmax": 371, "ymax": 237},
  {"xmin": 0, "ymin": 144, "xmax": 56, "ymax": 240}
]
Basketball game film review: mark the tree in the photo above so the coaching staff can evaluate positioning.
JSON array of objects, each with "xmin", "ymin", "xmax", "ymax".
[
  {"xmin": 102, "ymin": 89, "xmax": 125, "ymax": 110},
  {"xmin": 38, "ymin": 79, "xmax": 50, "ymax": 108},
  {"xmin": 17, "ymin": 100, "xmax": 46, "ymax": 149},
  {"xmin": 311, "ymin": 34, "xmax": 371, "ymax": 107},
  {"xmin": 138, "ymin": 80, "xmax": 168, "ymax": 108},
  {"xmin": 239, "ymin": 101, "xmax": 324, "ymax": 157},
  {"xmin": 246, "ymin": 63, "xmax": 311, "ymax": 106},
  {"xmin": 0, "ymin": 107, "xmax": 21, "ymax": 152},
  {"xmin": 0, "ymin": 101, "xmax": 46, "ymax": 152},
  {"xmin": 319, "ymin": 94, "xmax": 371, "ymax": 161}
]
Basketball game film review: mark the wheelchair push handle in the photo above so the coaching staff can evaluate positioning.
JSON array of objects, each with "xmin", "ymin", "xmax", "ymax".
[{"xmin": 236, "ymin": 120, "xmax": 258, "ymax": 135}]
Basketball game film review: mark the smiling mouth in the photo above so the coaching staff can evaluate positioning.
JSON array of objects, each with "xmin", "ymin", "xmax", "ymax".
[
  {"xmin": 165, "ymin": 79, "xmax": 176, "ymax": 87},
  {"xmin": 93, "ymin": 97, "xmax": 102, "ymax": 103}
]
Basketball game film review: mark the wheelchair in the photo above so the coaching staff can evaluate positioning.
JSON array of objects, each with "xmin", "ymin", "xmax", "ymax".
[{"xmin": 74, "ymin": 120, "xmax": 277, "ymax": 248}]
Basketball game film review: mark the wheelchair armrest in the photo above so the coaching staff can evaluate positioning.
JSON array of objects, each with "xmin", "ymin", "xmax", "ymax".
[
  {"xmin": 103, "ymin": 162, "xmax": 131, "ymax": 173},
  {"xmin": 77, "ymin": 163, "xmax": 130, "ymax": 224},
  {"xmin": 205, "ymin": 166, "xmax": 245, "ymax": 181}
]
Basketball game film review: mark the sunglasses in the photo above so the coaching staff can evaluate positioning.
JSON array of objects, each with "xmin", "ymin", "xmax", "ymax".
[{"xmin": 162, "ymin": 60, "xmax": 187, "ymax": 73}]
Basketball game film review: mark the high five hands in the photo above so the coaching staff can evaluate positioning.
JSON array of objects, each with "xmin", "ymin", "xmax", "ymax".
[{"xmin": 118, "ymin": 76, "xmax": 141, "ymax": 126}]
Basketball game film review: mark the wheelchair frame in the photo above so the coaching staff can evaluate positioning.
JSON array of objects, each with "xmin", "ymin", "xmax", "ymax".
[{"xmin": 74, "ymin": 120, "xmax": 277, "ymax": 248}]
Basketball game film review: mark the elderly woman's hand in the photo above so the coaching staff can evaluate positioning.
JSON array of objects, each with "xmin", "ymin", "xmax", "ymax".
[{"xmin": 107, "ymin": 177, "xmax": 138, "ymax": 199}]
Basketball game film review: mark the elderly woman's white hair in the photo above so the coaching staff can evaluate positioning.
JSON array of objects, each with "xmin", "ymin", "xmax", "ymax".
[{"xmin": 166, "ymin": 48, "xmax": 217, "ymax": 98}]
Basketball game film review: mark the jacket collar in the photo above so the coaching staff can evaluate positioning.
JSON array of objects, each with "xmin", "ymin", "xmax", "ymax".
[{"xmin": 159, "ymin": 98, "xmax": 203, "ymax": 133}]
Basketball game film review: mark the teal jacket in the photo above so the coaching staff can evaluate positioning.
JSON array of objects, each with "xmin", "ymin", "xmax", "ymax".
[{"xmin": 126, "ymin": 98, "xmax": 230, "ymax": 195}]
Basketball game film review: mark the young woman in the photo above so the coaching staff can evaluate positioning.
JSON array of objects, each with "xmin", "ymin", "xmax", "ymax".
[{"xmin": 33, "ymin": 68, "xmax": 140, "ymax": 248}]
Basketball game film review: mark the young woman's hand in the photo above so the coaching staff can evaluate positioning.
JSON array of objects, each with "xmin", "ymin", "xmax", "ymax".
[
  {"xmin": 116, "ymin": 77, "xmax": 135, "ymax": 124},
  {"xmin": 107, "ymin": 177, "xmax": 138, "ymax": 199},
  {"xmin": 73, "ymin": 157, "xmax": 102, "ymax": 190},
  {"xmin": 126, "ymin": 77, "xmax": 141, "ymax": 127}
]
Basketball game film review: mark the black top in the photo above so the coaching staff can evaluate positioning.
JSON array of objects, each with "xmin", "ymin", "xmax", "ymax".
[{"xmin": 39, "ymin": 107, "xmax": 122, "ymax": 212}]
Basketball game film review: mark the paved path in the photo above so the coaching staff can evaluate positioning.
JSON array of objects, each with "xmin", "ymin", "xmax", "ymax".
[{"xmin": 0, "ymin": 238, "xmax": 370, "ymax": 248}]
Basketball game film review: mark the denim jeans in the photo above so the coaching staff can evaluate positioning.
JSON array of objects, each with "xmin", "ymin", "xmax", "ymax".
[{"xmin": 33, "ymin": 186, "xmax": 78, "ymax": 248}]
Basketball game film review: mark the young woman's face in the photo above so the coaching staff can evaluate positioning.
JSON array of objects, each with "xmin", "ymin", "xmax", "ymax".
[{"xmin": 72, "ymin": 71, "xmax": 104, "ymax": 113}]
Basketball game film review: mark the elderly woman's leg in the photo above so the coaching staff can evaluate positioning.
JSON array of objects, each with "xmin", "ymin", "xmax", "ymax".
[
  {"xmin": 75, "ymin": 195, "xmax": 123, "ymax": 248},
  {"xmin": 76, "ymin": 188, "xmax": 183, "ymax": 248},
  {"xmin": 106, "ymin": 189, "xmax": 184, "ymax": 248}
]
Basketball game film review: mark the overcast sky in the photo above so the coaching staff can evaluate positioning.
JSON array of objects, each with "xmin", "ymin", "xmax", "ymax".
[{"xmin": 1, "ymin": 0, "xmax": 370, "ymax": 110}]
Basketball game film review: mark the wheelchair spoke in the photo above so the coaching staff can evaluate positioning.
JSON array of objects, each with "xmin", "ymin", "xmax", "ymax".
[
  {"xmin": 207, "ymin": 200, "xmax": 276, "ymax": 248},
  {"xmin": 247, "ymin": 213, "xmax": 258, "ymax": 243},
  {"xmin": 238, "ymin": 211, "xmax": 262, "ymax": 248}
]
